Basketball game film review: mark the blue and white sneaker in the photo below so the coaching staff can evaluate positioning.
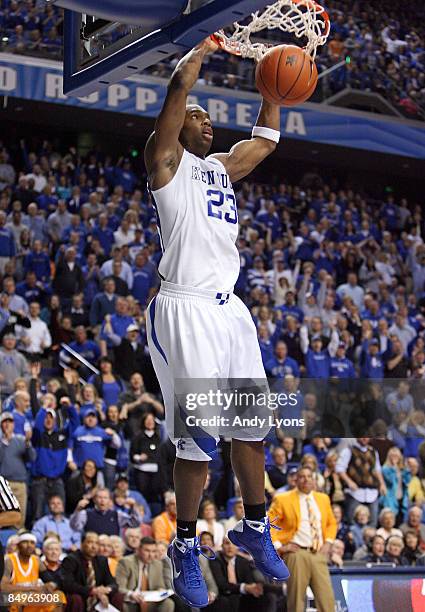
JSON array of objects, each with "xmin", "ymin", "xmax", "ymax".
[
  {"xmin": 167, "ymin": 537, "xmax": 214, "ymax": 607},
  {"xmin": 228, "ymin": 516, "xmax": 290, "ymax": 581}
]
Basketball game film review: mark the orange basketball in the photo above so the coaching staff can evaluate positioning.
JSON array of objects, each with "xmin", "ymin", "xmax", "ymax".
[{"xmin": 255, "ymin": 44, "xmax": 318, "ymax": 107}]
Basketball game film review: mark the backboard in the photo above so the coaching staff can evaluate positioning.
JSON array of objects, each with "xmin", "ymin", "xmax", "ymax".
[{"xmin": 55, "ymin": 0, "xmax": 270, "ymax": 97}]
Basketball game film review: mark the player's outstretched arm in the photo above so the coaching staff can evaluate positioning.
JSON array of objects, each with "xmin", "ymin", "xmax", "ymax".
[
  {"xmin": 211, "ymin": 99, "xmax": 280, "ymax": 182},
  {"xmin": 145, "ymin": 38, "xmax": 217, "ymax": 190}
]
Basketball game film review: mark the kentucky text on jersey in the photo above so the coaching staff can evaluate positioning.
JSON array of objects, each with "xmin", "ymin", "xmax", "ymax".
[
  {"xmin": 191, "ymin": 165, "xmax": 231, "ymax": 189},
  {"xmin": 150, "ymin": 150, "xmax": 240, "ymax": 292}
]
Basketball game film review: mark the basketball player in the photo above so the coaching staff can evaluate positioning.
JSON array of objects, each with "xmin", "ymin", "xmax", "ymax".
[
  {"xmin": 1, "ymin": 532, "xmax": 62, "ymax": 612},
  {"xmin": 144, "ymin": 38, "xmax": 289, "ymax": 607}
]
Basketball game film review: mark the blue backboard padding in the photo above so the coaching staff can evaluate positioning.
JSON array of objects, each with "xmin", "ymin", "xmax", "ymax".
[
  {"xmin": 56, "ymin": 0, "xmax": 188, "ymax": 28},
  {"xmin": 63, "ymin": 0, "xmax": 270, "ymax": 97}
]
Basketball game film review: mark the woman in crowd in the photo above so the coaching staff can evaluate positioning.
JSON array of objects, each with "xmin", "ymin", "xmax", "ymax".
[
  {"xmin": 39, "ymin": 537, "xmax": 63, "ymax": 586},
  {"xmin": 130, "ymin": 412, "xmax": 162, "ymax": 503},
  {"xmin": 384, "ymin": 535, "xmax": 405, "ymax": 565},
  {"xmin": 199, "ymin": 532, "xmax": 216, "ymax": 559},
  {"xmin": 365, "ymin": 535, "xmax": 386, "ymax": 563},
  {"xmin": 324, "ymin": 451, "xmax": 345, "ymax": 506},
  {"xmin": 401, "ymin": 530, "xmax": 423, "ymax": 566},
  {"xmin": 65, "ymin": 458, "xmax": 105, "ymax": 514},
  {"xmin": 197, "ymin": 501, "xmax": 225, "ymax": 550},
  {"xmin": 381, "ymin": 446, "xmax": 411, "ymax": 522},
  {"xmin": 407, "ymin": 457, "xmax": 425, "ymax": 504},
  {"xmin": 376, "ymin": 508, "xmax": 403, "ymax": 541},
  {"xmin": 350, "ymin": 505, "xmax": 371, "ymax": 549},
  {"xmin": 108, "ymin": 536, "xmax": 125, "ymax": 576},
  {"xmin": 78, "ymin": 383, "xmax": 106, "ymax": 421},
  {"xmin": 89, "ymin": 357, "xmax": 126, "ymax": 408},
  {"xmin": 332, "ymin": 504, "xmax": 355, "ymax": 558}
]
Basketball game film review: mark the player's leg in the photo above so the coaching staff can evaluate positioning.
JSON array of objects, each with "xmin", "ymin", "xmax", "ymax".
[
  {"xmin": 226, "ymin": 295, "xmax": 290, "ymax": 581},
  {"xmin": 174, "ymin": 457, "xmax": 208, "ymax": 530},
  {"xmin": 231, "ymin": 438, "xmax": 266, "ymax": 515},
  {"xmin": 146, "ymin": 289, "xmax": 224, "ymax": 607}
]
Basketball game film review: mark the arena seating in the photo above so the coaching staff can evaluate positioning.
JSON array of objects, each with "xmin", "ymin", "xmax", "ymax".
[
  {"xmin": 0, "ymin": 0, "xmax": 424, "ymax": 118},
  {"xmin": 0, "ymin": 135, "xmax": 424, "ymax": 600}
]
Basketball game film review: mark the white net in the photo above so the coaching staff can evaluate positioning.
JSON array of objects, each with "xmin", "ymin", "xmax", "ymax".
[{"xmin": 213, "ymin": 0, "xmax": 330, "ymax": 61}]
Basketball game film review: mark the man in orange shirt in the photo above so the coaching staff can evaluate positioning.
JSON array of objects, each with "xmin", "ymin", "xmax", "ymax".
[
  {"xmin": 1, "ymin": 532, "xmax": 64, "ymax": 612},
  {"xmin": 268, "ymin": 466, "xmax": 336, "ymax": 612}
]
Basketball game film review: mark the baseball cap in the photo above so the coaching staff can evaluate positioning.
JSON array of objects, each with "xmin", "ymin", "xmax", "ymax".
[
  {"xmin": 312, "ymin": 334, "xmax": 322, "ymax": 342},
  {"xmin": 127, "ymin": 324, "xmax": 139, "ymax": 333},
  {"xmin": 45, "ymin": 408, "xmax": 56, "ymax": 418},
  {"xmin": 288, "ymin": 467, "xmax": 298, "ymax": 476},
  {"xmin": 370, "ymin": 338, "xmax": 379, "ymax": 346},
  {"xmin": 84, "ymin": 409, "xmax": 97, "ymax": 417},
  {"xmin": 338, "ymin": 342, "xmax": 346, "ymax": 349},
  {"xmin": 0, "ymin": 412, "xmax": 14, "ymax": 424},
  {"xmin": 149, "ymin": 217, "xmax": 157, "ymax": 224}
]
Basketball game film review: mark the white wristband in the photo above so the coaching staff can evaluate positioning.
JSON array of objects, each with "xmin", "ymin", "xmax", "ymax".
[{"xmin": 252, "ymin": 126, "xmax": 280, "ymax": 143}]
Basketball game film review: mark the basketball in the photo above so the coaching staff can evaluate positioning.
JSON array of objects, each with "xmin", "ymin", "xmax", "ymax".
[{"xmin": 255, "ymin": 44, "xmax": 318, "ymax": 107}]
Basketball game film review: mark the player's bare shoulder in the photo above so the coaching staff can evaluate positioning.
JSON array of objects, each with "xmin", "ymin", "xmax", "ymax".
[{"xmin": 144, "ymin": 132, "xmax": 184, "ymax": 191}]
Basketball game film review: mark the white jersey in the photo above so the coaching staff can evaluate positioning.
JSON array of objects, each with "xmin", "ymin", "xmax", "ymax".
[{"xmin": 150, "ymin": 149, "xmax": 240, "ymax": 292}]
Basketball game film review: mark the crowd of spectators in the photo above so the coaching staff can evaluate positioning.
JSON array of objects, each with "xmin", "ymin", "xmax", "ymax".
[
  {"xmin": 0, "ymin": 131, "xmax": 424, "ymax": 610},
  {"xmin": 0, "ymin": 0, "xmax": 62, "ymax": 59},
  {"xmin": 1, "ymin": 1, "xmax": 424, "ymax": 119}
]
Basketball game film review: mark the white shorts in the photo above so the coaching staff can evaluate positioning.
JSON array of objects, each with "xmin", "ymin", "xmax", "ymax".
[{"xmin": 146, "ymin": 281, "xmax": 269, "ymax": 461}]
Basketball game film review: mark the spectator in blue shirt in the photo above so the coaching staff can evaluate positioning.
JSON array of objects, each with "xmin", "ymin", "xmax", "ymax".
[
  {"xmin": 360, "ymin": 337, "xmax": 386, "ymax": 379},
  {"xmin": 131, "ymin": 250, "xmax": 159, "ymax": 307},
  {"xmin": 92, "ymin": 213, "xmax": 115, "ymax": 256},
  {"xmin": 16, "ymin": 271, "xmax": 49, "ymax": 307},
  {"xmin": 69, "ymin": 409, "xmax": 121, "ymax": 470},
  {"xmin": 0, "ymin": 211, "xmax": 16, "ymax": 274},
  {"xmin": 302, "ymin": 436, "xmax": 330, "ymax": 467},
  {"xmin": 89, "ymin": 278, "xmax": 117, "ymax": 327},
  {"xmin": 65, "ymin": 326, "xmax": 101, "ymax": 366},
  {"xmin": 61, "ymin": 214, "xmax": 87, "ymax": 251},
  {"xmin": 255, "ymin": 202, "xmax": 281, "ymax": 241},
  {"xmin": 329, "ymin": 343, "xmax": 356, "ymax": 379},
  {"xmin": 128, "ymin": 229, "xmax": 146, "ymax": 262},
  {"xmin": 23, "ymin": 239, "xmax": 51, "ymax": 281},
  {"xmin": 386, "ymin": 381, "xmax": 414, "ymax": 416},
  {"xmin": 11, "ymin": 390, "xmax": 33, "ymax": 437},
  {"xmin": 32, "ymin": 495, "xmax": 80, "ymax": 551},
  {"xmin": 23, "ymin": 202, "xmax": 46, "ymax": 243},
  {"xmin": 100, "ymin": 297, "xmax": 135, "ymax": 351},
  {"xmin": 115, "ymin": 158, "xmax": 137, "ymax": 193},
  {"xmin": 300, "ymin": 322, "xmax": 339, "ymax": 378},
  {"xmin": 275, "ymin": 290, "xmax": 304, "ymax": 324},
  {"xmin": 31, "ymin": 399, "xmax": 79, "ymax": 520},
  {"xmin": 265, "ymin": 341, "xmax": 300, "ymax": 378},
  {"xmin": 36, "ymin": 184, "xmax": 58, "ymax": 213}
]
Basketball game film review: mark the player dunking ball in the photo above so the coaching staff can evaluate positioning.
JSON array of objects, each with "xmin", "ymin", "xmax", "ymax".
[{"xmin": 144, "ymin": 38, "xmax": 289, "ymax": 607}]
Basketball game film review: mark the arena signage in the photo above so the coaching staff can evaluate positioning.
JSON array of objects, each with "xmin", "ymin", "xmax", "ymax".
[{"xmin": 1, "ymin": 53, "xmax": 425, "ymax": 159}]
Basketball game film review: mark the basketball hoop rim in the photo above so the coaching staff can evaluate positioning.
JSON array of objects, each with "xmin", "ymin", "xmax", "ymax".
[{"xmin": 210, "ymin": 0, "xmax": 330, "ymax": 61}]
